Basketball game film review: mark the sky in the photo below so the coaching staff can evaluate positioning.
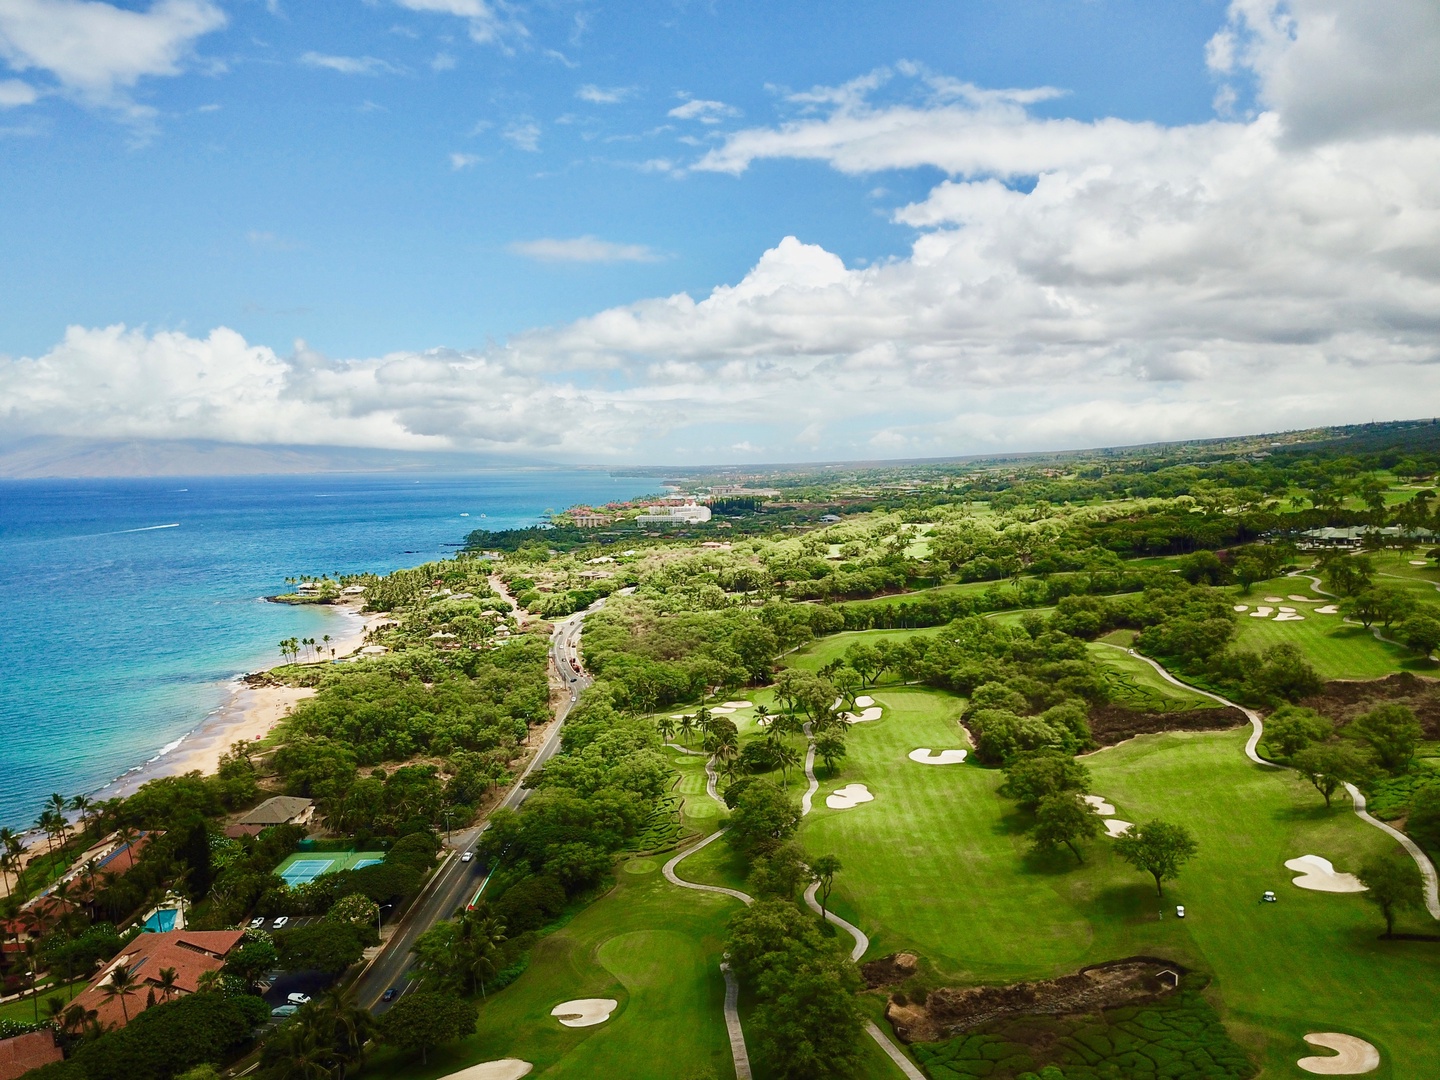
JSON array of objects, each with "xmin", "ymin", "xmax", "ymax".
[{"xmin": 0, "ymin": 0, "xmax": 1438, "ymax": 466}]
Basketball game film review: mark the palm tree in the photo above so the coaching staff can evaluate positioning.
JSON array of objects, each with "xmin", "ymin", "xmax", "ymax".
[
  {"xmin": 265, "ymin": 1020, "xmax": 337, "ymax": 1080},
  {"xmin": 47, "ymin": 794, "xmax": 70, "ymax": 845},
  {"xmin": 0, "ymin": 827, "xmax": 21, "ymax": 898},
  {"xmin": 677, "ymin": 714, "xmax": 696, "ymax": 746},
  {"xmin": 69, "ymin": 795, "xmax": 94, "ymax": 836},
  {"xmin": 195, "ymin": 969, "xmax": 223, "ymax": 994},
  {"xmin": 655, "ymin": 716, "xmax": 677, "ymax": 744},
  {"xmin": 713, "ymin": 741, "xmax": 740, "ymax": 774},
  {"xmin": 773, "ymin": 740, "xmax": 802, "ymax": 784},
  {"xmin": 323, "ymin": 634, "xmax": 333, "ymax": 657},
  {"xmin": 754, "ymin": 704, "xmax": 772, "ymax": 728},
  {"xmin": 456, "ymin": 908, "xmax": 508, "ymax": 997},
  {"xmin": 156, "ymin": 967, "xmax": 179, "ymax": 1003},
  {"xmin": 101, "ymin": 963, "xmax": 140, "ymax": 1025},
  {"xmin": 312, "ymin": 984, "xmax": 376, "ymax": 1080}
]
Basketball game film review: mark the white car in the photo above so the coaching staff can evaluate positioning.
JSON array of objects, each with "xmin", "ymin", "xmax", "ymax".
[
  {"xmin": 270, "ymin": 1005, "xmax": 298, "ymax": 1018},
  {"xmin": 249, "ymin": 916, "xmax": 265, "ymax": 928},
  {"xmin": 461, "ymin": 852, "xmax": 473, "ymax": 863},
  {"xmin": 286, "ymin": 992, "xmax": 311, "ymax": 1006},
  {"xmin": 1175, "ymin": 905, "xmax": 1186, "ymax": 919},
  {"xmin": 272, "ymin": 916, "xmax": 289, "ymax": 929}
]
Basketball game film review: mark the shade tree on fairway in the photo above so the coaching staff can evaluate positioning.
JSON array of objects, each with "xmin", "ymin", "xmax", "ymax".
[
  {"xmin": 810, "ymin": 854, "xmax": 842, "ymax": 919},
  {"xmin": 1395, "ymin": 613, "xmax": 1440, "ymax": 658},
  {"xmin": 724, "ymin": 779, "xmax": 801, "ymax": 858},
  {"xmin": 377, "ymin": 991, "xmax": 477, "ymax": 1066},
  {"xmin": 1000, "ymin": 750, "xmax": 1091, "ymax": 810},
  {"xmin": 1290, "ymin": 743, "xmax": 1370, "ymax": 807},
  {"xmin": 814, "ymin": 729, "xmax": 847, "ymax": 776},
  {"xmin": 1352, "ymin": 704, "xmax": 1423, "ymax": 772},
  {"xmin": 1356, "ymin": 854, "xmax": 1425, "ymax": 937},
  {"xmin": 1030, "ymin": 792, "xmax": 1104, "ymax": 863},
  {"xmin": 1114, "ymin": 820, "xmax": 1199, "ymax": 897},
  {"xmin": 1261, "ymin": 706, "xmax": 1332, "ymax": 758}
]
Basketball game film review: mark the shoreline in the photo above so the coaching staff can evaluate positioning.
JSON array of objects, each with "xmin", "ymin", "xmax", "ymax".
[{"xmin": 90, "ymin": 601, "xmax": 387, "ymax": 803}]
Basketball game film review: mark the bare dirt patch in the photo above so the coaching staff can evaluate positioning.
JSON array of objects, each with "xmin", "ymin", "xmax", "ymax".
[
  {"xmin": 1301, "ymin": 673, "xmax": 1440, "ymax": 737},
  {"xmin": 862, "ymin": 951, "xmax": 920, "ymax": 989},
  {"xmin": 886, "ymin": 957, "xmax": 1186, "ymax": 1043},
  {"xmin": 1088, "ymin": 703, "xmax": 1247, "ymax": 747}
]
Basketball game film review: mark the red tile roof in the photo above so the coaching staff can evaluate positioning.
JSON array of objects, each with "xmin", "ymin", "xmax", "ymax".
[
  {"xmin": 71, "ymin": 929, "xmax": 245, "ymax": 1030},
  {"xmin": 0, "ymin": 1030, "xmax": 63, "ymax": 1080}
]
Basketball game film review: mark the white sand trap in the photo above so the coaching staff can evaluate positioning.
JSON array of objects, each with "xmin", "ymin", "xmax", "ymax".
[
  {"xmin": 1315, "ymin": 604, "xmax": 1339, "ymax": 614},
  {"xmin": 854, "ymin": 695, "xmax": 875, "ymax": 708},
  {"xmin": 1297, "ymin": 1033, "xmax": 1380, "ymax": 1074},
  {"xmin": 843, "ymin": 707, "xmax": 884, "ymax": 723},
  {"xmin": 1104, "ymin": 819, "xmax": 1134, "ymax": 837},
  {"xmin": 551, "ymin": 999, "xmax": 618, "ymax": 1028},
  {"xmin": 826, "ymin": 784, "xmax": 874, "ymax": 810},
  {"xmin": 1285, "ymin": 855, "xmax": 1367, "ymax": 893},
  {"xmin": 709, "ymin": 706, "xmax": 736, "ymax": 714},
  {"xmin": 1289, "ymin": 594, "xmax": 1316, "ymax": 602},
  {"xmin": 1083, "ymin": 795, "xmax": 1116, "ymax": 816},
  {"xmin": 1279, "ymin": 606, "xmax": 1296, "ymax": 612},
  {"xmin": 1250, "ymin": 606, "xmax": 1274, "ymax": 617},
  {"xmin": 721, "ymin": 700, "xmax": 753, "ymax": 709},
  {"xmin": 670, "ymin": 713, "xmax": 690, "ymax": 719},
  {"xmin": 438, "ymin": 1060, "xmax": 534, "ymax": 1080},
  {"xmin": 1233, "ymin": 604, "xmax": 1250, "ymax": 612},
  {"xmin": 1410, "ymin": 560, "xmax": 1428, "ymax": 567},
  {"xmin": 1274, "ymin": 612, "xmax": 1306, "ymax": 622},
  {"xmin": 909, "ymin": 748, "xmax": 968, "ymax": 765},
  {"xmin": 1264, "ymin": 595, "xmax": 1285, "ymax": 603}
]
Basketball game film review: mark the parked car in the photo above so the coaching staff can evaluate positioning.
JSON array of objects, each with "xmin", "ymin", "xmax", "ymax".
[
  {"xmin": 249, "ymin": 916, "xmax": 265, "ymax": 928},
  {"xmin": 286, "ymin": 992, "xmax": 311, "ymax": 1006},
  {"xmin": 382, "ymin": 988, "xmax": 398, "ymax": 1002},
  {"xmin": 272, "ymin": 916, "xmax": 289, "ymax": 929},
  {"xmin": 270, "ymin": 1005, "xmax": 298, "ymax": 1018},
  {"xmin": 461, "ymin": 851, "xmax": 473, "ymax": 863}
]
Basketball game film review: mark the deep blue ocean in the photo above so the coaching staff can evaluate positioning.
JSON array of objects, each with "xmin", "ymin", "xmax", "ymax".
[{"xmin": 0, "ymin": 471, "xmax": 650, "ymax": 830}]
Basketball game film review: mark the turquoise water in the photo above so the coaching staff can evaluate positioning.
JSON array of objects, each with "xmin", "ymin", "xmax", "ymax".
[
  {"xmin": 142, "ymin": 908, "xmax": 178, "ymax": 932},
  {"xmin": 0, "ymin": 471, "xmax": 650, "ymax": 829}
]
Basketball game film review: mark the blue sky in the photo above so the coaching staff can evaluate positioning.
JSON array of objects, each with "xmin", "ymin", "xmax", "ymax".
[{"xmin": 1, "ymin": 0, "xmax": 1438, "ymax": 465}]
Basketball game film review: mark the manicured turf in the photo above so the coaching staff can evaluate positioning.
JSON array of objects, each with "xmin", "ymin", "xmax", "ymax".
[
  {"xmin": 364, "ymin": 867, "xmax": 735, "ymax": 1080},
  {"xmin": 799, "ymin": 683, "xmax": 1440, "ymax": 1077},
  {"xmin": 786, "ymin": 627, "xmax": 938, "ymax": 673},
  {"xmin": 1088, "ymin": 644, "xmax": 1223, "ymax": 712}
]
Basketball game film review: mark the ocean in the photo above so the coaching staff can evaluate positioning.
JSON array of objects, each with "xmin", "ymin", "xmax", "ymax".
[{"xmin": 0, "ymin": 470, "xmax": 652, "ymax": 830}]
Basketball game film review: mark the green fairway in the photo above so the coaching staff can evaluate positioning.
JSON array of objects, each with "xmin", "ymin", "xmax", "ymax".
[
  {"xmin": 799, "ymin": 684, "xmax": 1440, "ymax": 1077},
  {"xmin": 1088, "ymin": 643, "xmax": 1224, "ymax": 712},
  {"xmin": 786, "ymin": 627, "xmax": 937, "ymax": 674},
  {"xmin": 364, "ymin": 866, "xmax": 736, "ymax": 1080}
]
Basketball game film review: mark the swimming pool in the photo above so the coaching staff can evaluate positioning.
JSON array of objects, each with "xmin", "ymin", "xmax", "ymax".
[{"xmin": 142, "ymin": 908, "xmax": 178, "ymax": 932}]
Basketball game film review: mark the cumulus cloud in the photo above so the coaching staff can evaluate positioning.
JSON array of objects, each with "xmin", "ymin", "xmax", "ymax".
[
  {"xmin": 449, "ymin": 151, "xmax": 480, "ymax": 170},
  {"xmin": 502, "ymin": 119, "xmax": 539, "ymax": 151},
  {"xmin": 508, "ymin": 237, "xmax": 662, "ymax": 263},
  {"xmin": 0, "ymin": 77, "xmax": 37, "ymax": 106},
  {"xmin": 391, "ymin": 0, "xmax": 522, "ymax": 46},
  {"xmin": 0, "ymin": 0, "xmax": 226, "ymax": 117},
  {"xmin": 577, "ymin": 83, "xmax": 633, "ymax": 104},
  {"xmin": 668, "ymin": 96, "xmax": 740, "ymax": 124},
  {"xmin": 6, "ymin": 1, "xmax": 1440, "ymax": 463}
]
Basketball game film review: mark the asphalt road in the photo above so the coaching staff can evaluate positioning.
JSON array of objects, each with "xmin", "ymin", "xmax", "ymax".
[{"xmin": 356, "ymin": 603, "xmax": 599, "ymax": 1012}]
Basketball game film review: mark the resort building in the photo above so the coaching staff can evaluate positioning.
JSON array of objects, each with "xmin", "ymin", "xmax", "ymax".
[
  {"xmin": 572, "ymin": 511, "xmax": 611, "ymax": 528},
  {"xmin": 71, "ymin": 929, "xmax": 245, "ymax": 1030},
  {"xmin": 224, "ymin": 796, "xmax": 314, "ymax": 839},
  {"xmin": 634, "ymin": 502, "xmax": 712, "ymax": 525},
  {"xmin": 0, "ymin": 1030, "xmax": 62, "ymax": 1080}
]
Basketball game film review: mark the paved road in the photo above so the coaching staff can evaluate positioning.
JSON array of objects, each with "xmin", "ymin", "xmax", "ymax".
[{"xmin": 356, "ymin": 603, "xmax": 601, "ymax": 1012}]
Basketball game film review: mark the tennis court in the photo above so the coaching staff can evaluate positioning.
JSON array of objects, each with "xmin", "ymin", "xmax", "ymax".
[{"xmin": 274, "ymin": 850, "xmax": 386, "ymax": 887}]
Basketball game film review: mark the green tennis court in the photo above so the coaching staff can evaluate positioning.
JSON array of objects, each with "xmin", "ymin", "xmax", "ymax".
[{"xmin": 274, "ymin": 850, "xmax": 386, "ymax": 886}]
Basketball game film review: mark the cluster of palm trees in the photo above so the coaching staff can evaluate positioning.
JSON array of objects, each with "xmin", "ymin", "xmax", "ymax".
[
  {"xmin": 278, "ymin": 637, "xmax": 330, "ymax": 664},
  {"xmin": 657, "ymin": 696, "xmax": 850, "ymax": 789},
  {"xmin": 412, "ymin": 905, "xmax": 509, "ymax": 998},
  {"xmin": 262, "ymin": 984, "xmax": 376, "ymax": 1080}
]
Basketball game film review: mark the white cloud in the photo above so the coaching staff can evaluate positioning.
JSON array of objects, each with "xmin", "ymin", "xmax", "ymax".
[
  {"xmin": 668, "ymin": 97, "xmax": 740, "ymax": 124},
  {"xmin": 0, "ymin": 0, "xmax": 226, "ymax": 117},
  {"xmin": 430, "ymin": 52, "xmax": 455, "ymax": 71},
  {"xmin": 449, "ymin": 151, "xmax": 479, "ymax": 170},
  {"xmin": 299, "ymin": 52, "xmax": 401, "ymax": 76},
  {"xmin": 391, "ymin": 0, "xmax": 521, "ymax": 46},
  {"xmin": 577, "ymin": 83, "xmax": 633, "ymax": 105},
  {"xmin": 508, "ymin": 236, "xmax": 662, "ymax": 263},
  {"xmin": 502, "ymin": 119, "xmax": 539, "ymax": 151},
  {"xmin": 6, "ymin": 3, "xmax": 1440, "ymax": 463},
  {"xmin": 0, "ymin": 77, "xmax": 37, "ymax": 106}
]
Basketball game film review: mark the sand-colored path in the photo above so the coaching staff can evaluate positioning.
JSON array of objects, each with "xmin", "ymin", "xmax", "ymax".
[
  {"xmin": 437, "ymin": 1060, "xmax": 533, "ymax": 1080},
  {"xmin": 1297, "ymin": 1032, "xmax": 1381, "ymax": 1074},
  {"xmin": 1100, "ymin": 632, "xmax": 1440, "ymax": 920}
]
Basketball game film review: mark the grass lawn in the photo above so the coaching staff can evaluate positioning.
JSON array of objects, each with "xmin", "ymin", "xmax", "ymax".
[
  {"xmin": 786, "ymin": 628, "xmax": 938, "ymax": 673},
  {"xmin": 0, "ymin": 980, "xmax": 88, "ymax": 1025},
  {"xmin": 364, "ymin": 865, "xmax": 735, "ymax": 1080},
  {"xmin": 1088, "ymin": 643, "xmax": 1224, "ymax": 712},
  {"xmin": 799, "ymin": 683, "xmax": 1440, "ymax": 1077}
]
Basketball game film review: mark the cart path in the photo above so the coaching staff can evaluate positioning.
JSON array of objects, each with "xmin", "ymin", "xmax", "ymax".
[{"xmin": 1099, "ymin": 640, "xmax": 1440, "ymax": 919}]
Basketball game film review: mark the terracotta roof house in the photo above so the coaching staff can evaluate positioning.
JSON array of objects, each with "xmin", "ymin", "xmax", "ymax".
[
  {"xmin": 71, "ymin": 929, "xmax": 245, "ymax": 1030},
  {"xmin": 0, "ymin": 1030, "xmax": 63, "ymax": 1080}
]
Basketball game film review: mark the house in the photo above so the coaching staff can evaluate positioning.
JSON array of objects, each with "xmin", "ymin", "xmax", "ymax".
[
  {"xmin": 572, "ymin": 512, "xmax": 611, "ymax": 528},
  {"xmin": 0, "ymin": 1030, "xmax": 63, "ymax": 1080},
  {"xmin": 70, "ymin": 929, "xmax": 245, "ymax": 1030},
  {"xmin": 224, "ymin": 796, "xmax": 314, "ymax": 839}
]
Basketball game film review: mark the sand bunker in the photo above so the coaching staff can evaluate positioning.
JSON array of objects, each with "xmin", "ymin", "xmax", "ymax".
[
  {"xmin": 1264, "ymin": 595, "xmax": 1285, "ymax": 603},
  {"xmin": 1297, "ymin": 1032, "xmax": 1380, "ymax": 1074},
  {"xmin": 1249, "ymin": 606, "xmax": 1274, "ymax": 617},
  {"xmin": 1234, "ymin": 604, "xmax": 1249, "ymax": 612},
  {"xmin": 721, "ymin": 700, "xmax": 753, "ymax": 709},
  {"xmin": 1104, "ymin": 819, "xmax": 1134, "ymax": 837},
  {"xmin": 709, "ymin": 706, "xmax": 736, "ymax": 714},
  {"xmin": 551, "ymin": 999, "xmax": 618, "ymax": 1028},
  {"xmin": 1410, "ymin": 560, "xmax": 1428, "ymax": 567},
  {"xmin": 908, "ymin": 748, "xmax": 968, "ymax": 765},
  {"xmin": 1285, "ymin": 855, "xmax": 1367, "ymax": 893},
  {"xmin": 1275, "ymin": 612, "xmax": 1306, "ymax": 621},
  {"xmin": 1288, "ymin": 594, "xmax": 1316, "ymax": 602},
  {"xmin": 826, "ymin": 784, "xmax": 874, "ymax": 810},
  {"xmin": 438, "ymin": 1060, "xmax": 534, "ymax": 1080},
  {"xmin": 1083, "ymin": 795, "xmax": 1116, "ymax": 816},
  {"xmin": 855, "ymin": 695, "xmax": 875, "ymax": 708},
  {"xmin": 1316, "ymin": 604, "xmax": 1339, "ymax": 614},
  {"xmin": 843, "ymin": 707, "xmax": 884, "ymax": 723}
]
